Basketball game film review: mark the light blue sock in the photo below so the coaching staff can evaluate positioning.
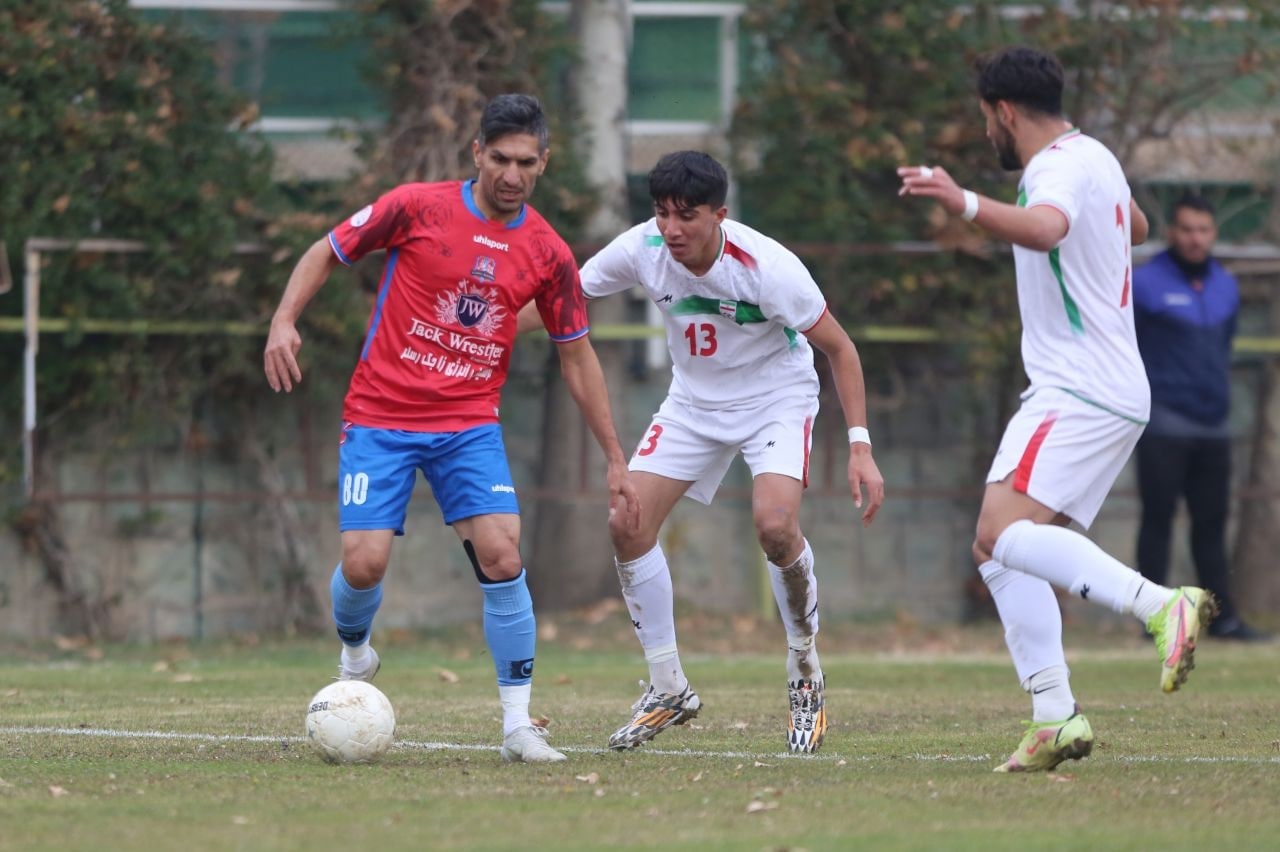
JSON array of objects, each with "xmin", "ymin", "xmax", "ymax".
[
  {"xmin": 330, "ymin": 563, "xmax": 382, "ymax": 646},
  {"xmin": 481, "ymin": 569, "xmax": 536, "ymax": 686}
]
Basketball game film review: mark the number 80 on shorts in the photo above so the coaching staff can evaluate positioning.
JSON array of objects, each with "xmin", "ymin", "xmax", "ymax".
[{"xmin": 342, "ymin": 472, "xmax": 370, "ymax": 506}]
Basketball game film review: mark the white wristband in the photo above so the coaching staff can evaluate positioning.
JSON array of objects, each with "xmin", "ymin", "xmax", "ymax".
[
  {"xmin": 847, "ymin": 426, "xmax": 871, "ymax": 447},
  {"xmin": 961, "ymin": 189, "xmax": 980, "ymax": 222}
]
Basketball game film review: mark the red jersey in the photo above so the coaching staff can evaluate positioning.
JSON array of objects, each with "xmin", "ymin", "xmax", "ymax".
[{"xmin": 327, "ymin": 180, "xmax": 589, "ymax": 432}]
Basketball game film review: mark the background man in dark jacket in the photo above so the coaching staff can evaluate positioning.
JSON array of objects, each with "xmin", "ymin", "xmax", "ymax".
[{"xmin": 1132, "ymin": 193, "xmax": 1269, "ymax": 641}]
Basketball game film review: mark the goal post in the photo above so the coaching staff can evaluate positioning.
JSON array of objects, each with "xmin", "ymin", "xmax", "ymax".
[{"xmin": 18, "ymin": 237, "xmax": 267, "ymax": 498}]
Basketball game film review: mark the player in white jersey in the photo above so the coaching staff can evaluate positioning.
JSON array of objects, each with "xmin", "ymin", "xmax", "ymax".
[
  {"xmin": 897, "ymin": 46, "xmax": 1216, "ymax": 772},
  {"xmin": 523, "ymin": 151, "xmax": 885, "ymax": 752}
]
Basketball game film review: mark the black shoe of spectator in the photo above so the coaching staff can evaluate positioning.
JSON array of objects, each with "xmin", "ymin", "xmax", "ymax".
[{"xmin": 1208, "ymin": 616, "xmax": 1273, "ymax": 642}]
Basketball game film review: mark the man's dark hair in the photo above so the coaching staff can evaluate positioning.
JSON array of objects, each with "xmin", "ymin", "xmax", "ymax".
[
  {"xmin": 648, "ymin": 151, "xmax": 728, "ymax": 209},
  {"xmin": 1172, "ymin": 192, "xmax": 1216, "ymax": 221},
  {"xmin": 975, "ymin": 46, "xmax": 1065, "ymax": 117},
  {"xmin": 478, "ymin": 94, "xmax": 549, "ymax": 151}
]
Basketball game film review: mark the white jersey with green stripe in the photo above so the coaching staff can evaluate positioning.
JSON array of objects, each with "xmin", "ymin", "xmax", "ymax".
[
  {"xmin": 1014, "ymin": 129, "xmax": 1150, "ymax": 423},
  {"xmin": 581, "ymin": 218, "xmax": 825, "ymax": 410}
]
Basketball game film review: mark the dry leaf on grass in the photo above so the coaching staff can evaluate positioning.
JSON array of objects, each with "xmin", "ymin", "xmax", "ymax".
[
  {"xmin": 745, "ymin": 800, "xmax": 778, "ymax": 814},
  {"xmin": 574, "ymin": 773, "xmax": 599, "ymax": 785},
  {"xmin": 170, "ymin": 673, "xmax": 199, "ymax": 684},
  {"xmin": 581, "ymin": 597, "xmax": 624, "ymax": 626},
  {"xmin": 531, "ymin": 715, "xmax": 551, "ymax": 728},
  {"xmin": 48, "ymin": 786, "xmax": 68, "ymax": 798},
  {"xmin": 754, "ymin": 761, "xmax": 773, "ymax": 768},
  {"xmin": 437, "ymin": 668, "xmax": 461, "ymax": 684}
]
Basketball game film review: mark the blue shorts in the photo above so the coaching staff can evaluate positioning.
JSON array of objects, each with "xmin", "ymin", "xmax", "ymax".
[{"xmin": 337, "ymin": 423, "xmax": 519, "ymax": 534}]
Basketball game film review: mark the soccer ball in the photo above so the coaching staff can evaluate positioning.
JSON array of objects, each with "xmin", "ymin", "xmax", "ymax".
[{"xmin": 305, "ymin": 680, "xmax": 396, "ymax": 764}]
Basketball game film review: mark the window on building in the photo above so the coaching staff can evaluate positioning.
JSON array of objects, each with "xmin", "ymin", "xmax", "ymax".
[
  {"xmin": 629, "ymin": 16, "xmax": 723, "ymax": 123},
  {"xmin": 134, "ymin": 3, "xmax": 378, "ymax": 123}
]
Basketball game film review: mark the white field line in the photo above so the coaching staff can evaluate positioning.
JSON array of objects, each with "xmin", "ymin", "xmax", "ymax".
[{"xmin": 3, "ymin": 726, "xmax": 1278, "ymax": 766}]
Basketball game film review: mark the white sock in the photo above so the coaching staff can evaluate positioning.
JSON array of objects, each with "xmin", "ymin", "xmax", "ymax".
[
  {"xmin": 1132, "ymin": 581, "xmax": 1176, "ymax": 622},
  {"xmin": 644, "ymin": 643, "xmax": 688, "ymax": 695},
  {"xmin": 994, "ymin": 519, "xmax": 1173, "ymax": 620},
  {"xmin": 340, "ymin": 640, "xmax": 371, "ymax": 670},
  {"xmin": 769, "ymin": 540, "xmax": 823, "ymax": 684},
  {"xmin": 979, "ymin": 560, "xmax": 1067, "ymax": 683},
  {"xmin": 1023, "ymin": 664, "xmax": 1077, "ymax": 723},
  {"xmin": 616, "ymin": 544, "xmax": 687, "ymax": 695},
  {"xmin": 785, "ymin": 633, "xmax": 823, "ymax": 684},
  {"xmin": 769, "ymin": 537, "xmax": 820, "ymax": 635},
  {"xmin": 499, "ymin": 683, "xmax": 532, "ymax": 736}
]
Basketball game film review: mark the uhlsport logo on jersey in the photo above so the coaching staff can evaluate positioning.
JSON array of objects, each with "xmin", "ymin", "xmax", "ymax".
[
  {"xmin": 473, "ymin": 234, "xmax": 509, "ymax": 252},
  {"xmin": 470, "ymin": 255, "xmax": 497, "ymax": 282}
]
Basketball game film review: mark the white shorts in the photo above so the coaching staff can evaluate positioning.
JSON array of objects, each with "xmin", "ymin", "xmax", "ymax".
[
  {"xmin": 630, "ymin": 394, "xmax": 820, "ymax": 505},
  {"xmin": 986, "ymin": 388, "xmax": 1144, "ymax": 529}
]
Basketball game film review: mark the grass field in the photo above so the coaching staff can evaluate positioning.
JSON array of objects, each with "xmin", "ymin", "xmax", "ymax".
[{"xmin": 1, "ymin": 623, "xmax": 1277, "ymax": 851}]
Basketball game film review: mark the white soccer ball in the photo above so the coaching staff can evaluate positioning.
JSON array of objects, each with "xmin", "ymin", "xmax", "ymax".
[{"xmin": 305, "ymin": 680, "xmax": 396, "ymax": 764}]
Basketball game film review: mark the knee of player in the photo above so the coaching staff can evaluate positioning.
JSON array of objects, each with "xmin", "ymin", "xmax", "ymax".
[
  {"xmin": 972, "ymin": 523, "xmax": 1004, "ymax": 565},
  {"xmin": 971, "ymin": 538, "xmax": 994, "ymax": 567},
  {"xmin": 473, "ymin": 549, "xmax": 523, "ymax": 583},
  {"xmin": 340, "ymin": 557, "xmax": 388, "ymax": 590},
  {"xmin": 607, "ymin": 512, "xmax": 652, "ymax": 555},
  {"xmin": 755, "ymin": 520, "xmax": 800, "ymax": 565}
]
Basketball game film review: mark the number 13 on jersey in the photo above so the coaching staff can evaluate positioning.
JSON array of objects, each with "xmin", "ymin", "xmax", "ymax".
[{"xmin": 684, "ymin": 322, "xmax": 717, "ymax": 356}]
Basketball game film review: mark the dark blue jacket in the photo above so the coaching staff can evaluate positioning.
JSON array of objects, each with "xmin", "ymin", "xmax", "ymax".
[{"xmin": 1132, "ymin": 249, "xmax": 1238, "ymax": 426}]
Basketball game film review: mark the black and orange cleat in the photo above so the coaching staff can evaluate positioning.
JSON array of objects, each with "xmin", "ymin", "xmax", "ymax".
[
  {"xmin": 607, "ymin": 682, "xmax": 702, "ymax": 750},
  {"xmin": 787, "ymin": 677, "xmax": 827, "ymax": 753}
]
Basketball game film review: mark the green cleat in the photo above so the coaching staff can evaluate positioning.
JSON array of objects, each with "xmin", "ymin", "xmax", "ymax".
[
  {"xmin": 1146, "ymin": 587, "xmax": 1218, "ymax": 694},
  {"xmin": 993, "ymin": 710, "xmax": 1094, "ymax": 773}
]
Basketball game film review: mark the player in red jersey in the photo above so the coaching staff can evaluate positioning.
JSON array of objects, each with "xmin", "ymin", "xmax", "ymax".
[{"xmin": 264, "ymin": 94, "xmax": 639, "ymax": 763}]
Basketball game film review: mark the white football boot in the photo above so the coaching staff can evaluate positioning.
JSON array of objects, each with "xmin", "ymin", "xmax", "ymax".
[
  {"xmin": 337, "ymin": 645, "xmax": 381, "ymax": 682},
  {"xmin": 500, "ymin": 725, "xmax": 567, "ymax": 763}
]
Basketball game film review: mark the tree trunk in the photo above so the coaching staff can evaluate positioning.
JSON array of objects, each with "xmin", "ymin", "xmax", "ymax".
[
  {"xmin": 528, "ymin": 0, "xmax": 631, "ymax": 609},
  {"xmin": 245, "ymin": 428, "xmax": 326, "ymax": 635},
  {"xmin": 12, "ymin": 500, "xmax": 104, "ymax": 639},
  {"xmin": 1232, "ymin": 358, "xmax": 1280, "ymax": 618}
]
